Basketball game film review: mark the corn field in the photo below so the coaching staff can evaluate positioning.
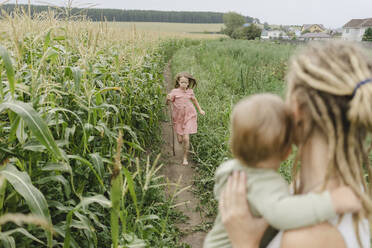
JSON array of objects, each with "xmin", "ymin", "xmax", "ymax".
[{"xmin": 0, "ymin": 7, "xmax": 199, "ymax": 248}]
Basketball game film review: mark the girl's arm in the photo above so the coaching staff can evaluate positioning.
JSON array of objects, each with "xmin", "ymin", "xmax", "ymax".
[
  {"xmin": 166, "ymin": 93, "xmax": 173, "ymax": 105},
  {"xmin": 191, "ymin": 97, "xmax": 205, "ymax": 115}
]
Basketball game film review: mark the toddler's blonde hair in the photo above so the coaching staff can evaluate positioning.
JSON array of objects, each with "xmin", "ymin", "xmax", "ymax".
[{"xmin": 230, "ymin": 94, "xmax": 294, "ymax": 166}]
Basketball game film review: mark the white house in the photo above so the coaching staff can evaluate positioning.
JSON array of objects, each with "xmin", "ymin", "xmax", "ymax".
[
  {"xmin": 342, "ymin": 18, "xmax": 372, "ymax": 41},
  {"xmin": 261, "ymin": 30, "xmax": 289, "ymax": 40},
  {"xmin": 299, "ymin": 32, "xmax": 331, "ymax": 41}
]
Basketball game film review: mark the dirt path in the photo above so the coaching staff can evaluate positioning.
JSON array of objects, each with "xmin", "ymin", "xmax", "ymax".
[{"xmin": 161, "ymin": 62, "xmax": 209, "ymax": 247}]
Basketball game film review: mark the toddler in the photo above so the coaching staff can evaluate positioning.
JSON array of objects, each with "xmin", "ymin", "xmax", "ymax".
[{"xmin": 204, "ymin": 93, "xmax": 361, "ymax": 248}]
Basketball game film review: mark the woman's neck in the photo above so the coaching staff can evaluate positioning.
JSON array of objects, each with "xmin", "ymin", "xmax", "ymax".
[{"xmin": 299, "ymin": 129, "xmax": 340, "ymax": 193}]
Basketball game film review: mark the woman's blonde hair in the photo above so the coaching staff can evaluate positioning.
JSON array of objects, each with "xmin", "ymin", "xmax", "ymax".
[
  {"xmin": 286, "ymin": 41, "xmax": 372, "ymax": 238},
  {"xmin": 230, "ymin": 94, "xmax": 294, "ymax": 166},
  {"xmin": 174, "ymin": 72, "xmax": 197, "ymax": 89}
]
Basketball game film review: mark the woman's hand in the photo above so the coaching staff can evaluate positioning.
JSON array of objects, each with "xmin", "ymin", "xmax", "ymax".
[
  {"xmin": 220, "ymin": 171, "xmax": 268, "ymax": 248},
  {"xmin": 200, "ymin": 109, "xmax": 205, "ymax": 115}
]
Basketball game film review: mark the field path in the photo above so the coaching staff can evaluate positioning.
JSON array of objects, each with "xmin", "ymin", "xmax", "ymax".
[{"xmin": 161, "ymin": 61, "xmax": 209, "ymax": 247}]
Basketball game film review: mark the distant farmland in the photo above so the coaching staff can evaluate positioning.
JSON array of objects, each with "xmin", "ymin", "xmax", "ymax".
[{"xmin": 115, "ymin": 22, "xmax": 226, "ymax": 37}]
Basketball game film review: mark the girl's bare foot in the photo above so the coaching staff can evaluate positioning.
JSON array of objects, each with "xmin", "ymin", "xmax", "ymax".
[{"xmin": 182, "ymin": 158, "xmax": 188, "ymax": 166}]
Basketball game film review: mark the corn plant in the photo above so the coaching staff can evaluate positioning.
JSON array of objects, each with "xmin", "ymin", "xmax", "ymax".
[{"xmin": 0, "ymin": 6, "xmax": 198, "ymax": 247}]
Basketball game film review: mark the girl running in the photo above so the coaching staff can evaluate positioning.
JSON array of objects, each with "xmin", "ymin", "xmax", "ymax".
[{"xmin": 166, "ymin": 72, "xmax": 205, "ymax": 165}]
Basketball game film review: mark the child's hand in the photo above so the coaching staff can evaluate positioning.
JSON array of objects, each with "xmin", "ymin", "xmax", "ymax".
[
  {"xmin": 331, "ymin": 186, "xmax": 362, "ymax": 214},
  {"xmin": 200, "ymin": 109, "xmax": 205, "ymax": 115}
]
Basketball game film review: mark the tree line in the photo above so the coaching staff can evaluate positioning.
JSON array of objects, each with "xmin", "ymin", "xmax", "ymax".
[
  {"xmin": 0, "ymin": 4, "xmax": 259, "ymax": 24},
  {"xmin": 222, "ymin": 12, "xmax": 262, "ymax": 40}
]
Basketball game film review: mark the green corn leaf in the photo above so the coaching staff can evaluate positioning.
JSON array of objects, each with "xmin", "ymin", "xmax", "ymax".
[
  {"xmin": 0, "ymin": 175, "xmax": 6, "ymax": 213},
  {"xmin": 67, "ymin": 155, "xmax": 104, "ymax": 188},
  {"xmin": 76, "ymin": 194, "xmax": 111, "ymax": 209},
  {"xmin": 63, "ymin": 194, "xmax": 111, "ymax": 248},
  {"xmin": 123, "ymin": 167, "xmax": 139, "ymax": 218},
  {"xmin": 0, "ymin": 101, "xmax": 65, "ymax": 161},
  {"xmin": 8, "ymin": 115, "xmax": 20, "ymax": 142},
  {"xmin": 74, "ymin": 212, "xmax": 97, "ymax": 247},
  {"xmin": 89, "ymin": 153, "xmax": 104, "ymax": 178},
  {"xmin": 111, "ymin": 176, "xmax": 122, "ymax": 248},
  {"xmin": 42, "ymin": 162, "xmax": 72, "ymax": 173},
  {"xmin": 123, "ymin": 232, "xmax": 146, "ymax": 248},
  {"xmin": 53, "ymin": 226, "xmax": 79, "ymax": 248},
  {"xmin": 23, "ymin": 140, "xmax": 46, "ymax": 152},
  {"xmin": 0, "ymin": 233, "xmax": 15, "ymax": 248},
  {"xmin": 0, "ymin": 46, "xmax": 15, "ymax": 99},
  {"xmin": 63, "ymin": 210, "xmax": 74, "ymax": 248},
  {"xmin": 36, "ymin": 175, "xmax": 71, "ymax": 198},
  {"xmin": 16, "ymin": 118, "xmax": 28, "ymax": 144},
  {"xmin": 44, "ymin": 29, "xmax": 52, "ymax": 51},
  {"xmin": 71, "ymin": 67, "xmax": 82, "ymax": 93},
  {"xmin": 0, "ymin": 164, "xmax": 53, "ymax": 246},
  {"xmin": 4, "ymin": 228, "xmax": 45, "ymax": 245},
  {"xmin": 0, "ymin": 164, "xmax": 51, "ymax": 219}
]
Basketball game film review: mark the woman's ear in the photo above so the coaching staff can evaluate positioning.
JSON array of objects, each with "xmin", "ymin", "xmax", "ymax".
[{"xmin": 291, "ymin": 95, "xmax": 313, "ymax": 145}]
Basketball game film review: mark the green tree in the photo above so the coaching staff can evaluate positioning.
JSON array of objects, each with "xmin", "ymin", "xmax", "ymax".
[
  {"xmin": 231, "ymin": 24, "xmax": 262, "ymax": 40},
  {"xmin": 223, "ymin": 12, "xmax": 246, "ymax": 37},
  {"xmin": 362, "ymin": 27, "xmax": 372, "ymax": 41}
]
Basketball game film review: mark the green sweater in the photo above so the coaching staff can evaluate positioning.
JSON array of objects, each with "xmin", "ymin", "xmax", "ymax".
[{"xmin": 203, "ymin": 159, "xmax": 336, "ymax": 248}]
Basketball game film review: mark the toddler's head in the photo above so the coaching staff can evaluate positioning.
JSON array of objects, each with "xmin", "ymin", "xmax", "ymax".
[{"xmin": 230, "ymin": 94, "xmax": 294, "ymax": 167}]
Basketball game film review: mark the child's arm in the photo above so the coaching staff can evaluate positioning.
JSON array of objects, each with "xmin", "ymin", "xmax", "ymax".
[
  {"xmin": 330, "ymin": 186, "xmax": 362, "ymax": 214},
  {"xmin": 248, "ymin": 172, "xmax": 361, "ymax": 230},
  {"xmin": 166, "ymin": 93, "xmax": 174, "ymax": 105},
  {"xmin": 191, "ymin": 97, "xmax": 205, "ymax": 115}
]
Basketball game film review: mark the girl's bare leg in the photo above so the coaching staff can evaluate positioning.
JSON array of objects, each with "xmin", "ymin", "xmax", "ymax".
[
  {"xmin": 182, "ymin": 134, "xmax": 189, "ymax": 165},
  {"xmin": 177, "ymin": 134, "xmax": 183, "ymax": 144}
]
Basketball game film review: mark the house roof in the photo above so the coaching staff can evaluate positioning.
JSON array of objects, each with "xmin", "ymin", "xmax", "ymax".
[
  {"xmin": 343, "ymin": 18, "xmax": 372, "ymax": 28},
  {"xmin": 300, "ymin": 33, "xmax": 331, "ymax": 38},
  {"xmin": 302, "ymin": 24, "xmax": 326, "ymax": 30}
]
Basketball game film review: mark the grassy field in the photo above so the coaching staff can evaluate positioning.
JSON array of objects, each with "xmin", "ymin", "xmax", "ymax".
[
  {"xmin": 114, "ymin": 22, "xmax": 226, "ymax": 38},
  {"xmin": 171, "ymin": 40, "xmax": 299, "ymax": 217}
]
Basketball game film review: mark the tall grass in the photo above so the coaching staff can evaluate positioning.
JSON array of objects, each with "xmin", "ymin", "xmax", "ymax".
[
  {"xmin": 171, "ymin": 40, "xmax": 298, "ymax": 217},
  {"xmin": 0, "ymin": 6, "xmax": 200, "ymax": 247}
]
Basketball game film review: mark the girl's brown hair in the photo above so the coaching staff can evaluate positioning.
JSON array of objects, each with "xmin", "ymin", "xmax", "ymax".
[
  {"xmin": 174, "ymin": 72, "xmax": 197, "ymax": 89},
  {"xmin": 286, "ymin": 41, "xmax": 372, "ymax": 240}
]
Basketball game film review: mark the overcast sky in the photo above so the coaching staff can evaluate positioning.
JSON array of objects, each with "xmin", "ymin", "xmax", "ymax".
[{"xmin": 12, "ymin": 0, "xmax": 372, "ymax": 28}]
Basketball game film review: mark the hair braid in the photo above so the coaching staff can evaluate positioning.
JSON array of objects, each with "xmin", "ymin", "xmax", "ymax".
[
  {"xmin": 299, "ymin": 56, "xmax": 349, "ymax": 93},
  {"xmin": 309, "ymin": 92, "xmax": 338, "ymax": 185},
  {"xmin": 316, "ymin": 49, "xmax": 357, "ymax": 84}
]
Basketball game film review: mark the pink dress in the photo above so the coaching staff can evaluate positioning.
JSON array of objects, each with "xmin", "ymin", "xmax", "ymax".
[{"xmin": 168, "ymin": 88, "xmax": 197, "ymax": 135}]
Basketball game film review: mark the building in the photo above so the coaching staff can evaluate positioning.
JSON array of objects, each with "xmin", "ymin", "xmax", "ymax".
[
  {"xmin": 301, "ymin": 24, "xmax": 326, "ymax": 33},
  {"xmin": 342, "ymin": 18, "xmax": 372, "ymax": 41},
  {"xmin": 261, "ymin": 30, "xmax": 289, "ymax": 40},
  {"xmin": 288, "ymin": 27, "xmax": 302, "ymax": 37},
  {"xmin": 299, "ymin": 32, "xmax": 331, "ymax": 41}
]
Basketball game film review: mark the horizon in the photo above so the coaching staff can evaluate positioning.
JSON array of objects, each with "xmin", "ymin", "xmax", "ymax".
[{"xmin": 9, "ymin": 0, "xmax": 372, "ymax": 29}]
